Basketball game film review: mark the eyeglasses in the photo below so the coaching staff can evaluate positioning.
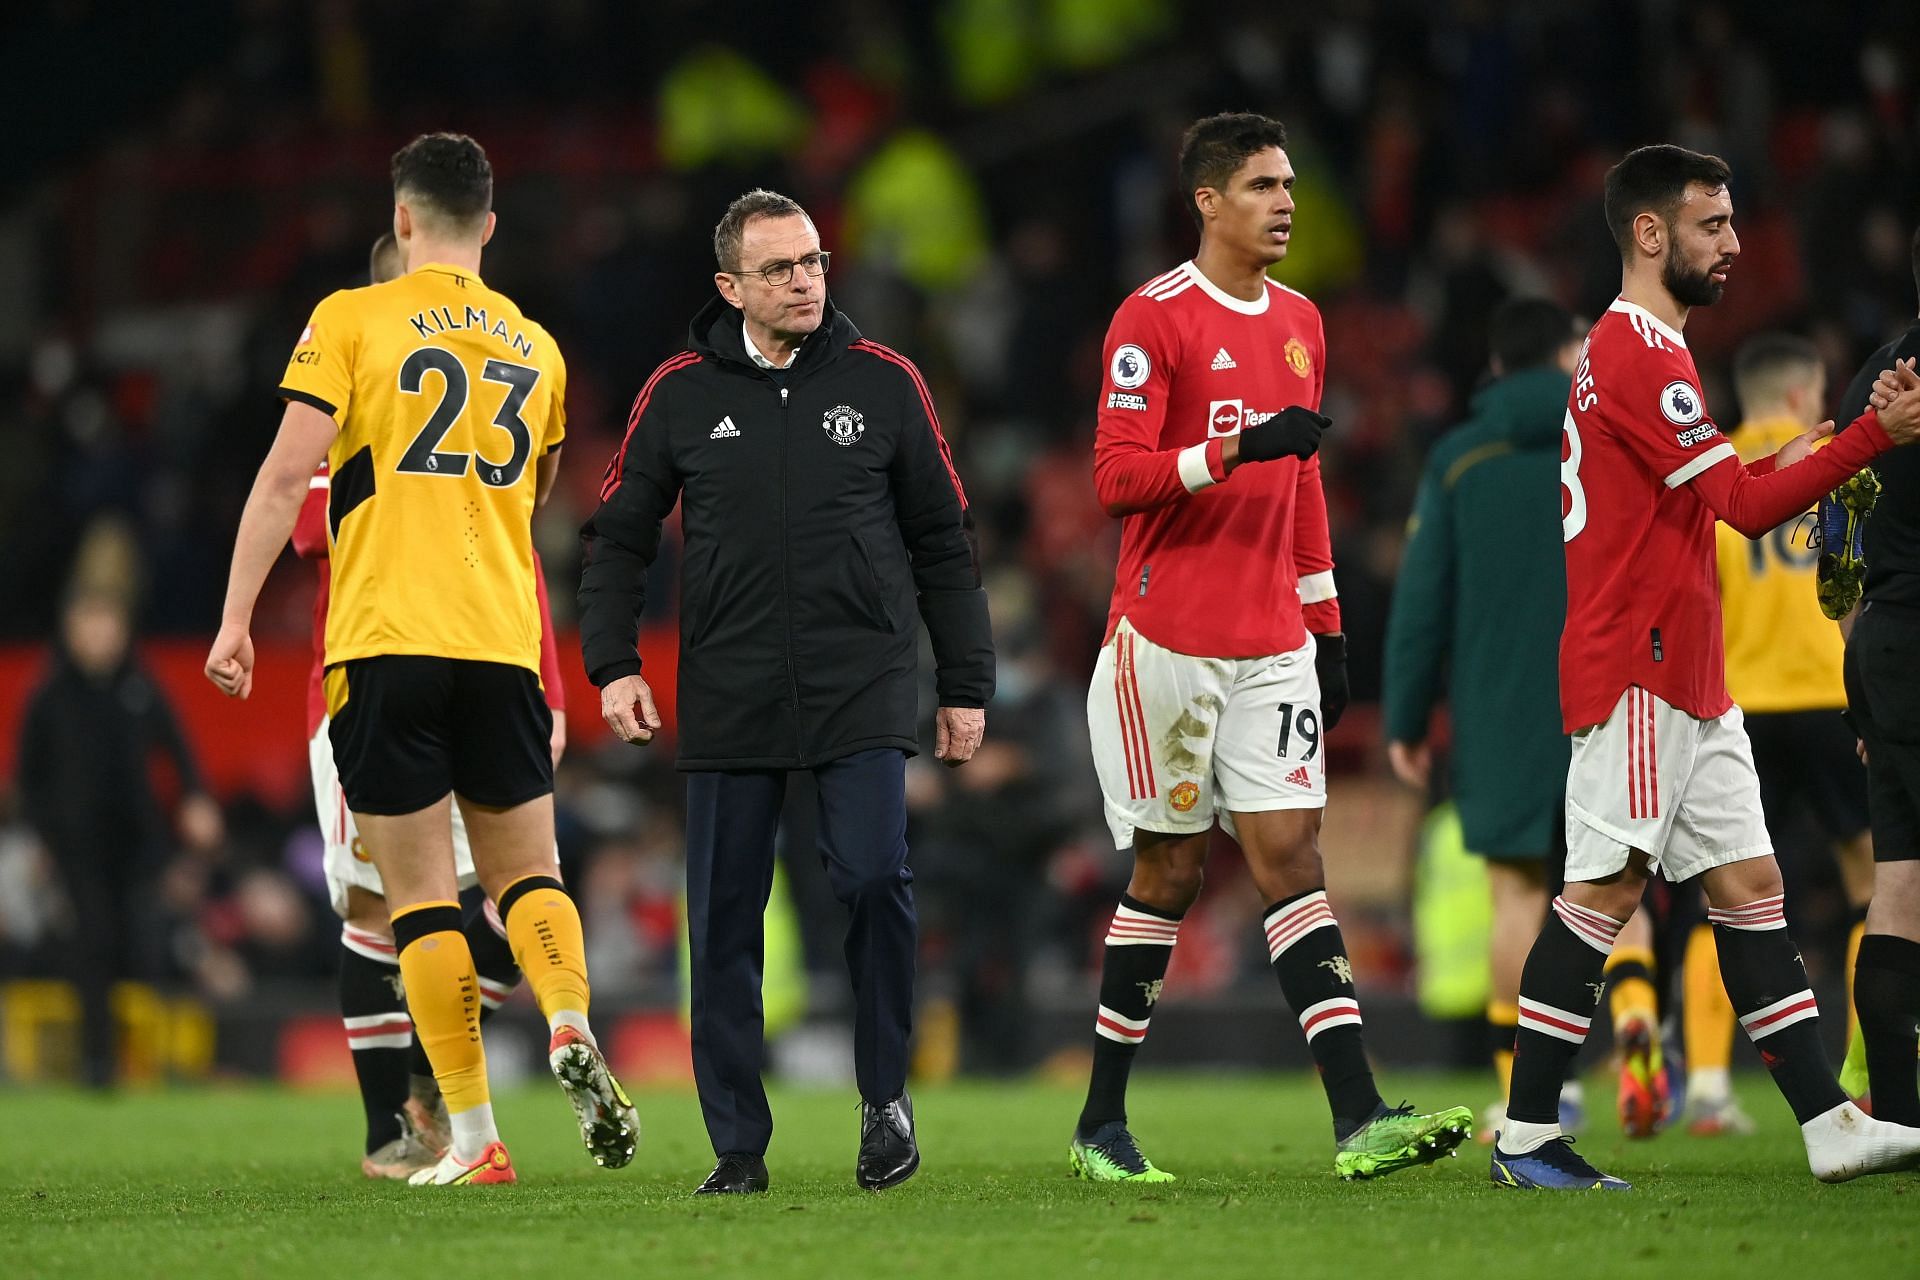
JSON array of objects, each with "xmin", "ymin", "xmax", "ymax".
[{"xmin": 734, "ymin": 251, "xmax": 830, "ymax": 287}]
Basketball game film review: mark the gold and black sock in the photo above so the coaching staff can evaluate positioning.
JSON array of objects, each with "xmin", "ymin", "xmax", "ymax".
[
  {"xmin": 392, "ymin": 900, "xmax": 488, "ymax": 1120},
  {"xmin": 498, "ymin": 874, "xmax": 590, "ymax": 1027},
  {"xmin": 407, "ymin": 899, "xmax": 523, "ymax": 1090},
  {"xmin": 1604, "ymin": 945, "xmax": 1658, "ymax": 1034},
  {"xmin": 1682, "ymin": 924, "xmax": 1734, "ymax": 1098},
  {"xmin": 1488, "ymin": 999, "xmax": 1520, "ymax": 1101}
]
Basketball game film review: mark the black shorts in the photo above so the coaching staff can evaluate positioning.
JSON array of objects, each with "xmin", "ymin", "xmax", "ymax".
[
  {"xmin": 1842, "ymin": 602, "xmax": 1920, "ymax": 862},
  {"xmin": 1744, "ymin": 707, "xmax": 1869, "ymax": 845},
  {"xmin": 327, "ymin": 655, "xmax": 553, "ymax": 816}
]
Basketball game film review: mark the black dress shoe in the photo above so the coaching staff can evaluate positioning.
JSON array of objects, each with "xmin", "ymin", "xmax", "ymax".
[
  {"xmin": 856, "ymin": 1091, "xmax": 920, "ymax": 1190},
  {"xmin": 694, "ymin": 1152, "xmax": 769, "ymax": 1194}
]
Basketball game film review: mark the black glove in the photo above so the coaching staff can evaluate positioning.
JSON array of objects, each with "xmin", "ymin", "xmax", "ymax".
[
  {"xmin": 1238, "ymin": 405, "xmax": 1330, "ymax": 463},
  {"xmin": 1314, "ymin": 631, "xmax": 1349, "ymax": 730}
]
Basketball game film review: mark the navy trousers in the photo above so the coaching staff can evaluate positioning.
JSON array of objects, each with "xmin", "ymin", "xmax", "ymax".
[{"xmin": 683, "ymin": 747, "xmax": 916, "ymax": 1157}]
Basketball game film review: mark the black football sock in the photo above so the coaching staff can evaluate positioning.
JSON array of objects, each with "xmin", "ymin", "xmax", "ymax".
[
  {"xmin": 1853, "ymin": 933, "xmax": 1920, "ymax": 1125},
  {"xmin": 1507, "ymin": 897, "xmax": 1623, "ymax": 1136},
  {"xmin": 1710, "ymin": 895, "xmax": 1847, "ymax": 1125},
  {"xmin": 1077, "ymin": 895, "xmax": 1181, "ymax": 1136},
  {"xmin": 1263, "ymin": 889, "xmax": 1382, "ymax": 1138},
  {"xmin": 339, "ymin": 925, "xmax": 410, "ymax": 1154}
]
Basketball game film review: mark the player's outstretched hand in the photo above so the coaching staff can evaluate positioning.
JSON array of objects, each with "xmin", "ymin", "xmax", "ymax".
[
  {"xmin": 1314, "ymin": 632, "xmax": 1349, "ymax": 730},
  {"xmin": 204, "ymin": 622, "xmax": 255, "ymax": 699},
  {"xmin": 602, "ymin": 674, "xmax": 661, "ymax": 745},
  {"xmin": 1869, "ymin": 357, "xmax": 1920, "ymax": 445},
  {"xmin": 934, "ymin": 705, "xmax": 985, "ymax": 767},
  {"xmin": 1775, "ymin": 419, "xmax": 1834, "ymax": 469},
  {"xmin": 1238, "ymin": 405, "xmax": 1330, "ymax": 463}
]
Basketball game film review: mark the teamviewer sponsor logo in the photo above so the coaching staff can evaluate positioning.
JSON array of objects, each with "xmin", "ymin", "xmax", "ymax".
[{"xmin": 1208, "ymin": 399, "xmax": 1242, "ymax": 437}]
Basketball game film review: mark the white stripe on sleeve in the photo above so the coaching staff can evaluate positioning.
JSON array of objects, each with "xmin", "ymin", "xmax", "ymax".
[
  {"xmin": 1664, "ymin": 442, "xmax": 1735, "ymax": 488},
  {"xmin": 1177, "ymin": 442, "xmax": 1219, "ymax": 494},
  {"xmin": 1296, "ymin": 571, "xmax": 1336, "ymax": 604}
]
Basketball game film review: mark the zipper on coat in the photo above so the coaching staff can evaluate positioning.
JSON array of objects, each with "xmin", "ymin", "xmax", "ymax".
[{"xmin": 777, "ymin": 384, "xmax": 805, "ymax": 761}]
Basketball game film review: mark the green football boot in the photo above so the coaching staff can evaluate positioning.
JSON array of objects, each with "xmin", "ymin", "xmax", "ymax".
[
  {"xmin": 1333, "ymin": 1101, "xmax": 1474, "ymax": 1180},
  {"xmin": 1070, "ymin": 1121, "xmax": 1175, "ymax": 1183}
]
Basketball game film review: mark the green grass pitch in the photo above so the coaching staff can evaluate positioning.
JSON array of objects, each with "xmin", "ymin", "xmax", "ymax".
[{"xmin": 5, "ymin": 1071, "xmax": 1914, "ymax": 1279}]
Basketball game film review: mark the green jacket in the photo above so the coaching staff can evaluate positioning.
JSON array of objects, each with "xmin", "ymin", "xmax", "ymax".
[{"xmin": 1383, "ymin": 366, "xmax": 1570, "ymax": 859}]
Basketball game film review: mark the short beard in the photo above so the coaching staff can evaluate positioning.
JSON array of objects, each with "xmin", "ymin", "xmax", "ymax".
[{"xmin": 1663, "ymin": 251, "xmax": 1723, "ymax": 307}]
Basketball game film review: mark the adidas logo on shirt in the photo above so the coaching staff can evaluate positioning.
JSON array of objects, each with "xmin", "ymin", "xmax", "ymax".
[
  {"xmin": 710, "ymin": 416, "xmax": 740, "ymax": 439},
  {"xmin": 1211, "ymin": 348, "xmax": 1237, "ymax": 370},
  {"xmin": 1284, "ymin": 765, "xmax": 1312, "ymax": 788}
]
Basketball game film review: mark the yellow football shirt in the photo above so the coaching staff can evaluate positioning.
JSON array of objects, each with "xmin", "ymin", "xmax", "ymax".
[
  {"xmin": 279, "ymin": 262, "xmax": 566, "ymax": 675},
  {"xmin": 1714, "ymin": 416, "xmax": 1845, "ymax": 712}
]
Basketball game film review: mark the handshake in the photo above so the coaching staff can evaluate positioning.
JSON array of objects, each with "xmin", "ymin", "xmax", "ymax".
[
  {"xmin": 1235, "ymin": 405, "xmax": 1332, "ymax": 464},
  {"xmin": 1868, "ymin": 356, "xmax": 1920, "ymax": 443}
]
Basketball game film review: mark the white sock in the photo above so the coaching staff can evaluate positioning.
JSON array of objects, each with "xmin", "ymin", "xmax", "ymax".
[
  {"xmin": 1690, "ymin": 1066, "xmax": 1731, "ymax": 1105},
  {"xmin": 1499, "ymin": 1118, "xmax": 1562, "ymax": 1154},
  {"xmin": 550, "ymin": 1009, "xmax": 594, "ymax": 1046},
  {"xmin": 448, "ymin": 1101, "xmax": 499, "ymax": 1163}
]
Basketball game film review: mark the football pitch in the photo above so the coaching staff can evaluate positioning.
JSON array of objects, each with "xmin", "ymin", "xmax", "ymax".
[{"xmin": 5, "ymin": 1072, "xmax": 1913, "ymax": 1279}]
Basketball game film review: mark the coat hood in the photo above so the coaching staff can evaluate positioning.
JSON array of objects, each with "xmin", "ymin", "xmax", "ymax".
[{"xmin": 1468, "ymin": 365, "xmax": 1570, "ymax": 449}]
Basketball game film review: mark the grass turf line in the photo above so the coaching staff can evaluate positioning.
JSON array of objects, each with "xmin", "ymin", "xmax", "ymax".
[{"xmin": 4, "ymin": 1073, "xmax": 1915, "ymax": 1279}]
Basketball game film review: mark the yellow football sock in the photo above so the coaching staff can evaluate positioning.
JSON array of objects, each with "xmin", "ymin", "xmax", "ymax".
[
  {"xmin": 1604, "ymin": 945, "xmax": 1658, "ymax": 1035},
  {"xmin": 1840, "ymin": 918, "xmax": 1869, "ymax": 1091},
  {"xmin": 1489, "ymin": 999, "xmax": 1520, "ymax": 1100},
  {"xmin": 1683, "ymin": 924, "xmax": 1734, "ymax": 1074},
  {"xmin": 498, "ymin": 874, "xmax": 591, "ymax": 1024},
  {"xmin": 1845, "ymin": 918, "xmax": 1865, "ymax": 1044},
  {"xmin": 392, "ymin": 900, "xmax": 489, "ymax": 1116}
]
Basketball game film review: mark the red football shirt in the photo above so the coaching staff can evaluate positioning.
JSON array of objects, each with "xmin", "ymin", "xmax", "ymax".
[
  {"xmin": 1559, "ymin": 299, "xmax": 1740, "ymax": 732},
  {"xmin": 291, "ymin": 464, "xmax": 334, "ymax": 739},
  {"xmin": 1094, "ymin": 261, "xmax": 1339, "ymax": 659}
]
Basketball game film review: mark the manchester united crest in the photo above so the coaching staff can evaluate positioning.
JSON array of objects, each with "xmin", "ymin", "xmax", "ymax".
[
  {"xmin": 823, "ymin": 404, "xmax": 865, "ymax": 447},
  {"xmin": 1169, "ymin": 780, "xmax": 1200, "ymax": 812},
  {"xmin": 1284, "ymin": 337, "xmax": 1312, "ymax": 379}
]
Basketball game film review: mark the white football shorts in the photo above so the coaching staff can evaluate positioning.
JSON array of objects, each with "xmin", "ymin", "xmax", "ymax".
[
  {"xmin": 1564, "ymin": 685, "xmax": 1772, "ymax": 883},
  {"xmin": 310, "ymin": 720, "xmax": 475, "ymax": 919},
  {"xmin": 1087, "ymin": 619, "xmax": 1326, "ymax": 850}
]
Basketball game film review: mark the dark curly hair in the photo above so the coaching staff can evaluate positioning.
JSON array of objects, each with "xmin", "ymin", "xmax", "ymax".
[{"xmin": 390, "ymin": 132, "xmax": 492, "ymax": 231}]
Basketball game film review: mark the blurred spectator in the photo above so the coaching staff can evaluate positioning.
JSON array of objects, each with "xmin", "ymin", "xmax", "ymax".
[{"xmin": 14, "ymin": 587, "xmax": 222, "ymax": 1084}]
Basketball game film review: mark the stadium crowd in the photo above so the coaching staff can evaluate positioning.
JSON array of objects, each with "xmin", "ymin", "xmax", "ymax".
[{"xmin": 2, "ymin": 0, "xmax": 1918, "ymax": 1077}]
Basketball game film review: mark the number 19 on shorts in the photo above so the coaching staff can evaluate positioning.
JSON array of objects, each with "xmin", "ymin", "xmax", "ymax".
[{"xmin": 1277, "ymin": 702, "xmax": 1319, "ymax": 761}]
